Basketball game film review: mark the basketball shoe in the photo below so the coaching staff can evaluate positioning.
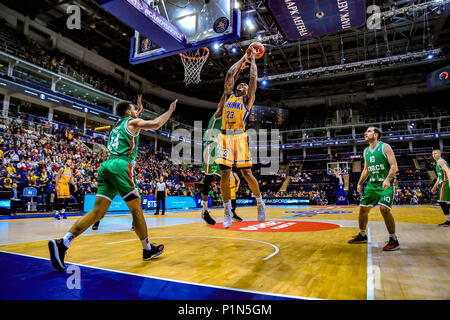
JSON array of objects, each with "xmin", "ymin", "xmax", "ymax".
[
  {"xmin": 223, "ymin": 207, "xmax": 233, "ymax": 229},
  {"xmin": 92, "ymin": 221, "xmax": 99, "ymax": 230},
  {"xmin": 202, "ymin": 209, "xmax": 216, "ymax": 225},
  {"xmin": 257, "ymin": 202, "xmax": 266, "ymax": 222},
  {"xmin": 348, "ymin": 233, "xmax": 368, "ymax": 244},
  {"xmin": 232, "ymin": 211, "xmax": 243, "ymax": 222},
  {"xmin": 143, "ymin": 244, "xmax": 165, "ymax": 260},
  {"xmin": 383, "ymin": 237, "xmax": 400, "ymax": 251},
  {"xmin": 48, "ymin": 239, "xmax": 67, "ymax": 271},
  {"xmin": 438, "ymin": 221, "xmax": 450, "ymax": 227},
  {"xmin": 54, "ymin": 211, "xmax": 60, "ymax": 220}
]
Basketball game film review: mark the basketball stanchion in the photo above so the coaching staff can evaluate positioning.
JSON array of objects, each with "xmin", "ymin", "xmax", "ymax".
[{"xmin": 179, "ymin": 47, "xmax": 210, "ymax": 85}]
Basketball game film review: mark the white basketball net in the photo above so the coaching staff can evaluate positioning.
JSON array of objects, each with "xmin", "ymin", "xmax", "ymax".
[{"xmin": 179, "ymin": 47, "xmax": 209, "ymax": 85}]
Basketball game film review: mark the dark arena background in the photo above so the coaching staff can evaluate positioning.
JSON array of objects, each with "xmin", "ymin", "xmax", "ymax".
[{"xmin": 0, "ymin": 0, "xmax": 449, "ymax": 306}]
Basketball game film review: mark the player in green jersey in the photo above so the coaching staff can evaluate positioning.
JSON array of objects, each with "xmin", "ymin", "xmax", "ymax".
[
  {"xmin": 200, "ymin": 114, "xmax": 222, "ymax": 225},
  {"xmin": 48, "ymin": 95, "xmax": 178, "ymax": 271},
  {"xmin": 200, "ymin": 114, "xmax": 243, "ymax": 225},
  {"xmin": 349, "ymin": 126, "xmax": 400, "ymax": 251},
  {"xmin": 431, "ymin": 149, "xmax": 450, "ymax": 227}
]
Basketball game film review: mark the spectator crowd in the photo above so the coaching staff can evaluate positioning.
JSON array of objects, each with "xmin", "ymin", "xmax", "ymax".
[{"xmin": 0, "ymin": 118, "xmax": 203, "ymax": 213}]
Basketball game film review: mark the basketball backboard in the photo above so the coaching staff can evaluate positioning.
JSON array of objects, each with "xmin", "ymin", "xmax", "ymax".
[
  {"xmin": 327, "ymin": 162, "xmax": 349, "ymax": 176},
  {"xmin": 100, "ymin": 0, "xmax": 240, "ymax": 64}
]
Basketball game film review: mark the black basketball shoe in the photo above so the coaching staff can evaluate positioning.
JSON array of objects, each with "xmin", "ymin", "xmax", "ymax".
[
  {"xmin": 232, "ymin": 212, "xmax": 243, "ymax": 222},
  {"xmin": 348, "ymin": 233, "xmax": 368, "ymax": 244},
  {"xmin": 438, "ymin": 220, "xmax": 450, "ymax": 227},
  {"xmin": 48, "ymin": 239, "xmax": 68, "ymax": 272},
  {"xmin": 383, "ymin": 237, "xmax": 400, "ymax": 251},
  {"xmin": 143, "ymin": 244, "xmax": 165, "ymax": 260},
  {"xmin": 92, "ymin": 221, "xmax": 100, "ymax": 230},
  {"xmin": 201, "ymin": 210, "xmax": 216, "ymax": 225}
]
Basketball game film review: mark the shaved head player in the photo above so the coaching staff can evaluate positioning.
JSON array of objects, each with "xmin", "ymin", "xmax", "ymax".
[{"xmin": 214, "ymin": 47, "xmax": 266, "ymax": 228}]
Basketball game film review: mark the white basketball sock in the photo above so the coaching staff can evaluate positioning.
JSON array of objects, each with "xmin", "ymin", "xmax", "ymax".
[
  {"xmin": 255, "ymin": 195, "xmax": 263, "ymax": 205},
  {"xmin": 389, "ymin": 233, "xmax": 397, "ymax": 240},
  {"xmin": 223, "ymin": 200, "xmax": 231, "ymax": 211},
  {"xmin": 63, "ymin": 232, "xmax": 75, "ymax": 248},
  {"xmin": 359, "ymin": 229, "xmax": 366, "ymax": 237},
  {"xmin": 202, "ymin": 201, "xmax": 208, "ymax": 211},
  {"xmin": 446, "ymin": 215, "xmax": 450, "ymax": 221},
  {"xmin": 141, "ymin": 237, "xmax": 151, "ymax": 250}
]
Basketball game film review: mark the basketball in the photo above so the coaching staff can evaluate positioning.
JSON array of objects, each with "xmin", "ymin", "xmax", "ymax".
[{"xmin": 246, "ymin": 42, "xmax": 264, "ymax": 59}]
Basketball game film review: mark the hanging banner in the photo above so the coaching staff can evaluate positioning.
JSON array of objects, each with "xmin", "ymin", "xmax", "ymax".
[{"xmin": 265, "ymin": 0, "xmax": 367, "ymax": 41}]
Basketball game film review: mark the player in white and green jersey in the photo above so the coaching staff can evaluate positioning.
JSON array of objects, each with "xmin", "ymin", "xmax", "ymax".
[
  {"xmin": 349, "ymin": 126, "xmax": 400, "ymax": 251},
  {"xmin": 91, "ymin": 115, "xmax": 140, "ymax": 230},
  {"xmin": 48, "ymin": 96, "xmax": 178, "ymax": 271},
  {"xmin": 431, "ymin": 149, "xmax": 450, "ymax": 227},
  {"xmin": 200, "ymin": 114, "xmax": 222, "ymax": 225}
]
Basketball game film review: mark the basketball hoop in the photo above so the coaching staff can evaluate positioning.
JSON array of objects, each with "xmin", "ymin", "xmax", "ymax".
[{"xmin": 179, "ymin": 47, "xmax": 210, "ymax": 85}]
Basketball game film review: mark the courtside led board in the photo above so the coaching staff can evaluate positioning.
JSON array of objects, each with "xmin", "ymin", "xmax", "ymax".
[{"xmin": 265, "ymin": 0, "xmax": 367, "ymax": 41}]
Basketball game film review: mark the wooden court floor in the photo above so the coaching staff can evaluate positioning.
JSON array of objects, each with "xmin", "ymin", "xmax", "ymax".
[{"xmin": 0, "ymin": 205, "xmax": 448, "ymax": 300}]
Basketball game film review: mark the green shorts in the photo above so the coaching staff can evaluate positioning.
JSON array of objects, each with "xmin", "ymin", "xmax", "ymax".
[
  {"xmin": 438, "ymin": 181, "xmax": 450, "ymax": 202},
  {"xmin": 360, "ymin": 183, "xmax": 395, "ymax": 210},
  {"xmin": 96, "ymin": 156, "xmax": 140, "ymax": 201},
  {"xmin": 201, "ymin": 141, "xmax": 221, "ymax": 176}
]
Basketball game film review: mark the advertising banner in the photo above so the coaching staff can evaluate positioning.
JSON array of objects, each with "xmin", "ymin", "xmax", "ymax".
[
  {"xmin": 236, "ymin": 198, "xmax": 310, "ymax": 205},
  {"xmin": 266, "ymin": 0, "xmax": 366, "ymax": 41},
  {"xmin": 84, "ymin": 194, "xmax": 210, "ymax": 212}
]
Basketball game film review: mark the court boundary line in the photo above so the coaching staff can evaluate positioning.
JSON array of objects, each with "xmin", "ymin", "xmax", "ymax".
[
  {"xmin": 106, "ymin": 236, "xmax": 280, "ymax": 261},
  {"xmin": 0, "ymin": 249, "xmax": 322, "ymax": 300},
  {"xmin": 366, "ymin": 227, "xmax": 375, "ymax": 300}
]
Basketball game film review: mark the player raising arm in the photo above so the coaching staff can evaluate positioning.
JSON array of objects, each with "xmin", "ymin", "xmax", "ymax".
[
  {"xmin": 214, "ymin": 47, "xmax": 266, "ymax": 229},
  {"xmin": 48, "ymin": 97, "xmax": 177, "ymax": 272}
]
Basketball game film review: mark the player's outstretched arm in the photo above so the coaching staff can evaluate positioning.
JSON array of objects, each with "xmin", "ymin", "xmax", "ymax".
[
  {"xmin": 128, "ymin": 99, "xmax": 177, "ymax": 132},
  {"xmin": 224, "ymin": 55, "xmax": 248, "ymax": 95},
  {"xmin": 246, "ymin": 49, "xmax": 258, "ymax": 108},
  {"xmin": 136, "ymin": 94, "xmax": 143, "ymax": 117},
  {"xmin": 383, "ymin": 144, "xmax": 398, "ymax": 189}
]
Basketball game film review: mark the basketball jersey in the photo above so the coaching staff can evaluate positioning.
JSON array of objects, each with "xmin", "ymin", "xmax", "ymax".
[
  {"xmin": 436, "ymin": 158, "xmax": 449, "ymax": 183},
  {"xmin": 59, "ymin": 167, "xmax": 72, "ymax": 185},
  {"xmin": 204, "ymin": 115, "xmax": 222, "ymax": 144},
  {"xmin": 364, "ymin": 142, "xmax": 393, "ymax": 184},
  {"xmin": 221, "ymin": 92, "xmax": 251, "ymax": 131},
  {"xmin": 107, "ymin": 117, "xmax": 140, "ymax": 160}
]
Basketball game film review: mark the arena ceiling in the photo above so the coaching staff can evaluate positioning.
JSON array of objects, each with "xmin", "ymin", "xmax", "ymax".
[{"xmin": 2, "ymin": 0, "xmax": 449, "ymax": 106}]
